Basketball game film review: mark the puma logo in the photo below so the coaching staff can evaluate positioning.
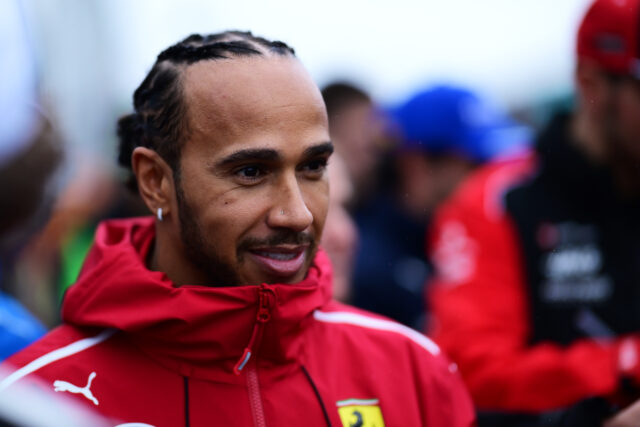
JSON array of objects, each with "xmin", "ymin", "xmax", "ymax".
[{"xmin": 53, "ymin": 371, "xmax": 99, "ymax": 405}]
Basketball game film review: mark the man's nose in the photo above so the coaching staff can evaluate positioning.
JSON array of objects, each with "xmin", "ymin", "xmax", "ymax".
[{"xmin": 267, "ymin": 174, "xmax": 313, "ymax": 232}]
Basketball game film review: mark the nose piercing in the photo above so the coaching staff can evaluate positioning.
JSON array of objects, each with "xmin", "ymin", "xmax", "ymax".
[{"xmin": 280, "ymin": 209, "xmax": 285, "ymax": 215}]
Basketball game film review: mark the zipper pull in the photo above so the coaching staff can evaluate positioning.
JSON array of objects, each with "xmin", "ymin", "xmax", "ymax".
[
  {"xmin": 234, "ymin": 285, "xmax": 275, "ymax": 375},
  {"xmin": 256, "ymin": 286, "xmax": 273, "ymax": 323}
]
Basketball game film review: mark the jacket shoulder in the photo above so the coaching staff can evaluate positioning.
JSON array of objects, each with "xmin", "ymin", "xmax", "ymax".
[
  {"xmin": 314, "ymin": 301, "xmax": 441, "ymax": 357},
  {"xmin": 310, "ymin": 302, "xmax": 476, "ymax": 426},
  {"xmin": 0, "ymin": 325, "xmax": 115, "ymax": 388}
]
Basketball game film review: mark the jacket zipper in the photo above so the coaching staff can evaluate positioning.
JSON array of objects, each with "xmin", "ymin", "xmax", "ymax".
[
  {"xmin": 234, "ymin": 285, "xmax": 274, "ymax": 427},
  {"xmin": 247, "ymin": 363, "xmax": 267, "ymax": 427}
]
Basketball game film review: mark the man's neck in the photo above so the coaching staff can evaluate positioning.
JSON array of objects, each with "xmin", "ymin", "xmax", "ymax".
[{"xmin": 150, "ymin": 224, "xmax": 209, "ymax": 286}]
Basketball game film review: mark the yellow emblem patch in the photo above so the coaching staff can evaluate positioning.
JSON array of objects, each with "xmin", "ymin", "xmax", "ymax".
[{"xmin": 337, "ymin": 398, "xmax": 385, "ymax": 427}]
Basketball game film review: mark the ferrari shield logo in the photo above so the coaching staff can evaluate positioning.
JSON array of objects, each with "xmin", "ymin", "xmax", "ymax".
[{"xmin": 337, "ymin": 398, "xmax": 385, "ymax": 427}]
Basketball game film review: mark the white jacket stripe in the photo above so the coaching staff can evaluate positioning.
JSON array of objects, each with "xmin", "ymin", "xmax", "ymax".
[
  {"xmin": 313, "ymin": 310, "xmax": 440, "ymax": 356},
  {"xmin": 0, "ymin": 329, "xmax": 115, "ymax": 391}
]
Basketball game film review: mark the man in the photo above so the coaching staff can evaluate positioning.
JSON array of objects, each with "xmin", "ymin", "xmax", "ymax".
[
  {"xmin": 0, "ymin": 0, "xmax": 55, "ymax": 359},
  {"xmin": 427, "ymin": 0, "xmax": 640, "ymax": 425},
  {"xmin": 0, "ymin": 2, "xmax": 110, "ymax": 425},
  {"xmin": 0, "ymin": 31, "xmax": 474, "ymax": 426},
  {"xmin": 352, "ymin": 84, "xmax": 530, "ymax": 329},
  {"xmin": 321, "ymin": 154, "xmax": 358, "ymax": 302},
  {"xmin": 321, "ymin": 82, "xmax": 387, "ymax": 207}
]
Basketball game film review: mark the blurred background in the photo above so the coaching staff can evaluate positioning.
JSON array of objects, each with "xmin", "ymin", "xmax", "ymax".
[
  {"xmin": 24, "ymin": 0, "xmax": 591, "ymax": 164},
  {"xmin": 4, "ymin": 0, "xmax": 592, "ymax": 329}
]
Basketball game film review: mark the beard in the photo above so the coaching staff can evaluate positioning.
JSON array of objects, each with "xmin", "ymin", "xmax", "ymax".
[
  {"xmin": 174, "ymin": 177, "xmax": 318, "ymax": 287},
  {"xmin": 175, "ymin": 178, "xmax": 242, "ymax": 287}
]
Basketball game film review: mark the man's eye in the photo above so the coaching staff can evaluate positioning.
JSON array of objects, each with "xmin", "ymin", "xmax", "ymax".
[
  {"xmin": 303, "ymin": 159, "xmax": 328, "ymax": 173},
  {"xmin": 236, "ymin": 166, "xmax": 263, "ymax": 179}
]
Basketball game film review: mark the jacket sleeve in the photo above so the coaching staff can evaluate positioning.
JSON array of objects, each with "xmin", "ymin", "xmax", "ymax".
[
  {"xmin": 426, "ymin": 167, "xmax": 624, "ymax": 412},
  {"xmin": 411, "ymin": 340, "xmax": 477, "ymax": 426}
]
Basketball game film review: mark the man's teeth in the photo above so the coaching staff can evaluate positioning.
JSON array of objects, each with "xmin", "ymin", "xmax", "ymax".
[{"xmin": 256, "ymin": 251, "xmax": 297, "ymax": 261}]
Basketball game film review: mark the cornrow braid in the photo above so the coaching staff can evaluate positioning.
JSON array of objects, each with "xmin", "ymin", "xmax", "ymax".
[{"xmin": 117, "ymin": 30, "xmax": 295, "ymax": 191}]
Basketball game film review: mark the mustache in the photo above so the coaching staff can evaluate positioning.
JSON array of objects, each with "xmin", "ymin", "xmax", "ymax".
[{"xmin": 238, "ymin": 231, "xmax": 315, "ymax": 252}]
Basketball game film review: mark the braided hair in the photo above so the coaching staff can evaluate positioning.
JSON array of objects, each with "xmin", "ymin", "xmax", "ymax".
[{"xmin": 117, "ymin": 31, "xmax": 296, "ymax": 191}]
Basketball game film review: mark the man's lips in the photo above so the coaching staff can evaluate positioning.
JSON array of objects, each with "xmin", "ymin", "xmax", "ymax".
[{"xmin": 246, "ymin": 245, "xmax": 308, "ymax": 278}]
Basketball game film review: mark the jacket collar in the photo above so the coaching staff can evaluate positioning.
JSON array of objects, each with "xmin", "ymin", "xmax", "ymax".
[{"xmin": 62, "ymin": 217, "xmax": 333, "ymax": 381}]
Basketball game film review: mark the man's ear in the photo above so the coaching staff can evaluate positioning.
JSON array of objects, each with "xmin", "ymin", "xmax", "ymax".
[{"xmin": 131, "ymin": 147, "xmax": 174, "ymax": 217}]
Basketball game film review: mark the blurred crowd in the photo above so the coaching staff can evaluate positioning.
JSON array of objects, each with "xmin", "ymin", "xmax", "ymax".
[{"xmin": 3, "ymin": 0, "xmax": 640, "ymax": 425}]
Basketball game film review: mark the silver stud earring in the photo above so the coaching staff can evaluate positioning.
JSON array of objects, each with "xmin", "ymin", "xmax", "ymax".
[
  {"xmin": 157, "ymin": 207, "xmax": 163, "ymax": 221},
  {"xmin": 280, "ymin": 209, "xmax": 285, "ymax": 215}
]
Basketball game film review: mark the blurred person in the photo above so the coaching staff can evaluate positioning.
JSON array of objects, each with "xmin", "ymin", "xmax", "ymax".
[
  {"xmin": 39, "ymin": 160, "xmax": 148, "ymax": 306},
  {"xmin": 427, "ymin": 0, "xmax": 640, "ymax": 425},
  {"xmin": 0, "ymin": 116, "xmax": 52, "ymax": 360},
  {"xmin": 321, "ymin": 154, "xmax": 358, "ymax": 302},
  {"xmin": 0, "ymin": 0, "xmax": 57, "ymax": 360},
  {"xmin": 10, "ymin": 154, "xmax": 149, "ymax": 327},
  {"xmin": 8, "ymin": 161, "xmax": 117, "ymax": 326},
  {"xmin": 351, "ymin": 84, "xmax": 530, "ymax": 329},
  {"xmin": 0, "ymin": 1, "xmax": 111, "ymax": 426},
  {"xmin": 321, "ymin": 82, "xmax": 387, "ymax": 205},
  {"xmin": 0, "ymin": 31, "xmax": 475, "ymax": 426}
]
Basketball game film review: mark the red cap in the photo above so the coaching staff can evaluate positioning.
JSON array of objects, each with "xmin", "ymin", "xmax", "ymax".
[{"xmin": 577, "ymin": 0, "xmax": 640, "ymax": 78}]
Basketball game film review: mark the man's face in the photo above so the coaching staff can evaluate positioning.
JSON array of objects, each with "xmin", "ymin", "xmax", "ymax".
[
  {"xmin": 606, "ymin": 77, "xmax": 640, "ymax": 162},
  {"xmin": 174, "ymin": 56, "xmax": 331, "ymax": 286},
  {"xmin": 321, "ymin": 154, "xmax": 357, "ymax": 302},
  {"xmin": 330, "ymin": 101, "xmax": 385, "ymax": 190}
]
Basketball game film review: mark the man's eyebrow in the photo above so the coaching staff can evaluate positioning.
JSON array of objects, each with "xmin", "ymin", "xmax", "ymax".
[
  {"xmin": 214, "ymin": 143, "xmax": 333, "ymax": 168},
  {"xmin": 216, "ymin": 149, "xmax": 280, "ymax": 167},
  {"xmin": 303, "ymin": 142, "xmax": 334, "ymax": 158}
]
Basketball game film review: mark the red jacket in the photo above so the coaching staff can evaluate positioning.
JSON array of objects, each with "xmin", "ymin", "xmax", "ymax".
[
  {"xmin": 1, "ymin": 217, "xmax": 474, "ymax": 426},
  {"xmin": 427, "ymin": 153, "xmax": 635, "ymax": 412}
]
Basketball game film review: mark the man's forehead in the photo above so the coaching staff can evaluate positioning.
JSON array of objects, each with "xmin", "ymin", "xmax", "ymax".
[
  {"xmin": 179, "ymin": 55, "xmax": 329, "ymax": 158},
  {"xmin": 182, "ymin": 56, "xmax": 323, "ymax": 120}
]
